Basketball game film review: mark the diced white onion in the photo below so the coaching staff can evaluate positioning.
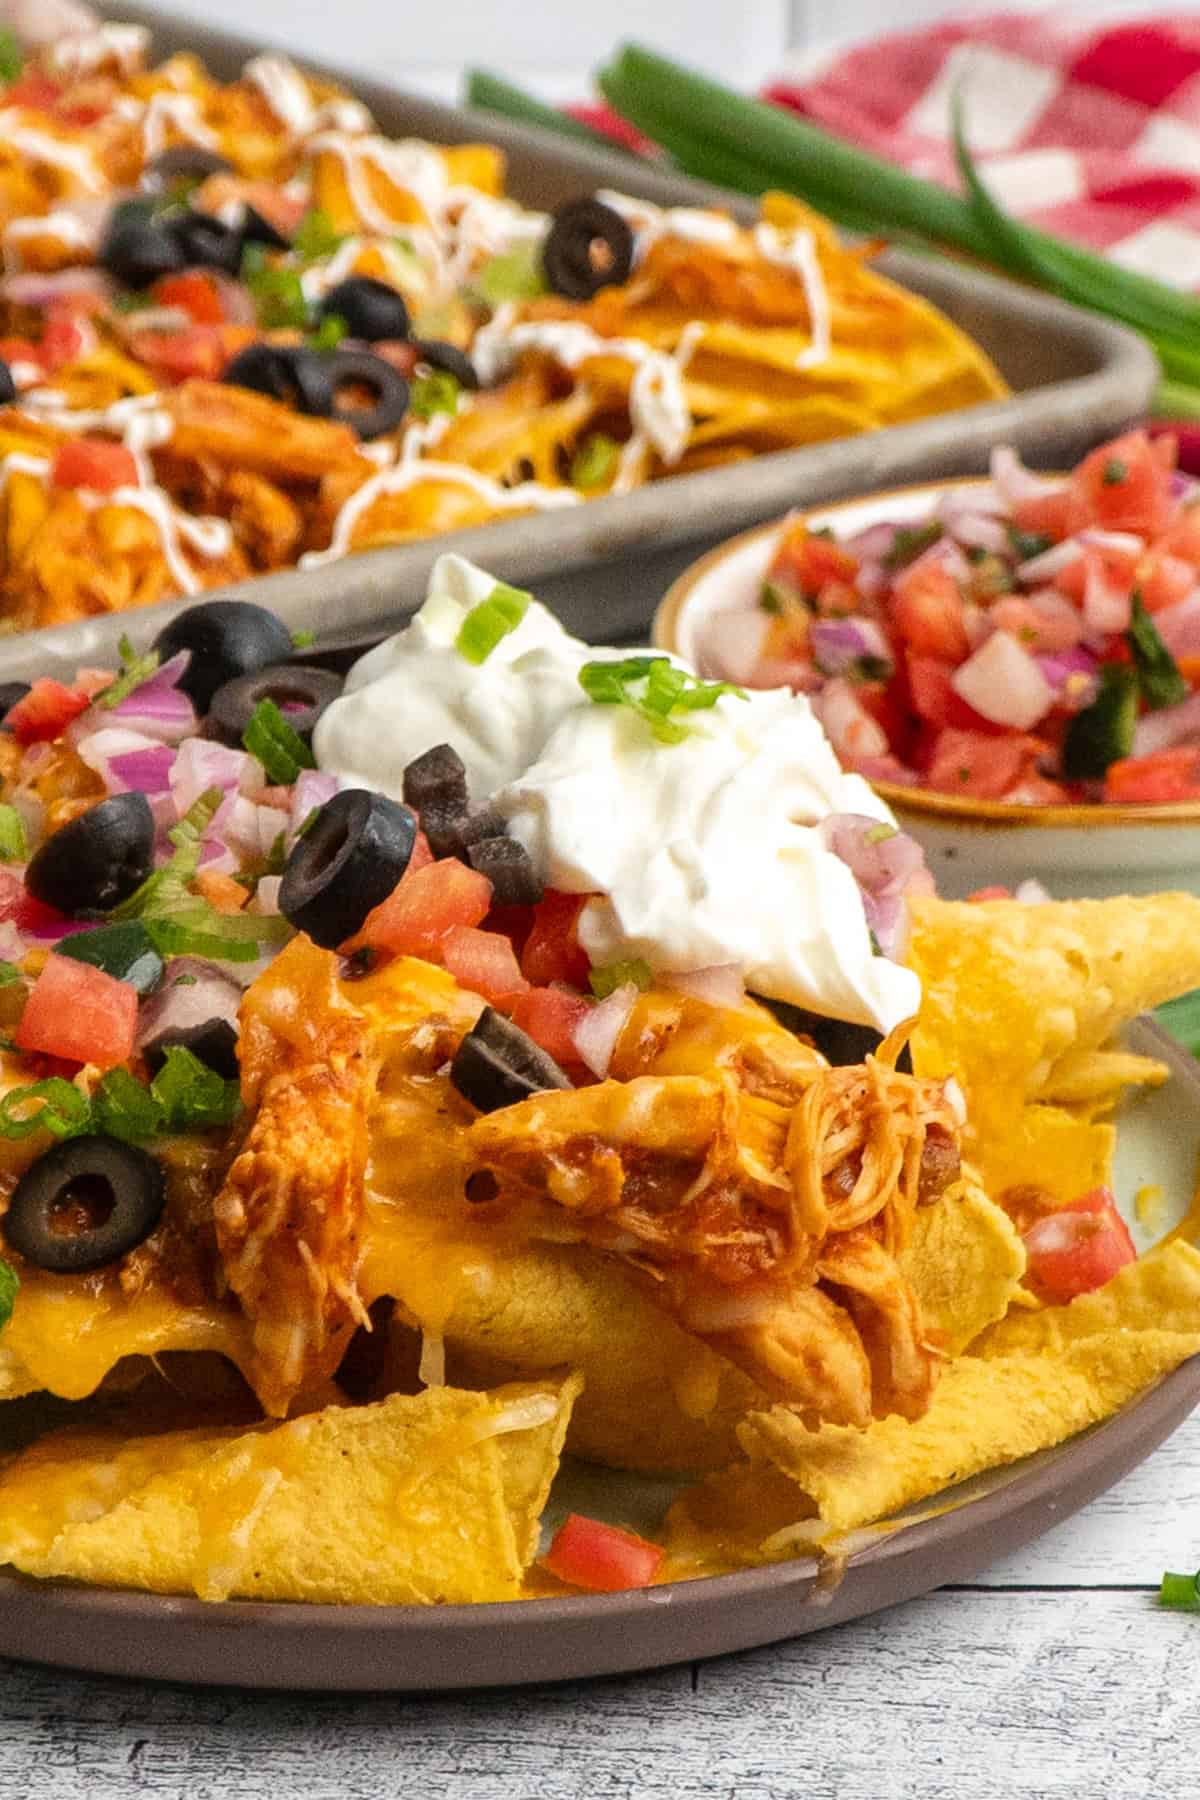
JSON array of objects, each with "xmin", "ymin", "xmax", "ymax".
[{"xmin": 950, "ymin": 630, "xmax": 1054, "ymax": 730}]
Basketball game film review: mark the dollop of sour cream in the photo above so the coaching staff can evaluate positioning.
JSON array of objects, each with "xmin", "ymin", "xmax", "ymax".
[{"xmin": 314, "ymin": 556, "xmax": 921, "ymax": 1031}]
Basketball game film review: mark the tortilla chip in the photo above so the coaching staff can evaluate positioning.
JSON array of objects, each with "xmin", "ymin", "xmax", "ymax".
[
  {"xmin": 898, "ymin": 1182, "xmax": 1026, "ymax": 1356},
  {"xmin": 738, "ymin": 1328, "xmax": 1200, "ymax": 1533},
  {"xmin": 1036, "ymin": 1049, "xmax": 1169, "ymax": 1108},
  {"xmin": 663, "ymin": 1460, "xmax": 817, "ymax": 1576},
  {"xmin": 972, "ymin": 1104, "xmax": 1116, "ymax": 1210},
  {"xmin": 909, "ymin": 894, "xmax": 1200, "ymax": 1149},
  {"xmin": 976, "ymin": 1239, "xmax": 1200, "ymax": 1358},
  {"xmin": 0, "ymin": 1379, "xmax": 578, "ymax": 1603}
]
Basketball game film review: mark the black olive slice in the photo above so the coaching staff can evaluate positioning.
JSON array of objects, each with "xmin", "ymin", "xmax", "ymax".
[
  {"xmin": 153, "ymin": 599, "xmax": 295, "ymax": 713},
  {"xmin": 98, "ymin": 203, "xmax": 186, "ymax": 288},
  {"xmin": 221, "ymin": 344, "xmax": 333, "ymax": 417},
  {"xmin": 167, "ymin": 208, "xmax": 244, "ymax": 275},
  {"xmin": 140, "ymin": 146, "xmax": 235, "ymax": 196},
  {"xmin": 451, "ymin": 1007, "xmax": 571, "ymax": 1114},
  {"xmin": 466, "ymin": 837, "xmax": 543, "ymax": 907},
  {"xmin": 239, "ymin": 204, "xmax": 292, "ymax": 251},
  {"xmin": 3, "ymin": 1135, "xmax": 166, "ymax": 1274},
  {"xmin": 143, "ymin": 1017, "xmax": 239, "ymax": 1082},
  {"xmin": 325, "ymin": 350, "xmax": 409, "ymax": 441},
  {"xmin": 542, "ymin": 198, "xmax": 635, "ymax": 301},
  {"xmin": 319, "ymin": 276, "xmax": 410, "ymax": 344},
  {"xmin": 24, "ymin": 792, "xmax": 155, "ymax": 915},
  {"xmin": 208, "ymin": 664, "xmax": 344, "ymax": 748},
  {"xmin": 752, "ymin": 996, "xmax": 912, "ymax": 1073},
  {"xmin": 279, "ymin": 789, "xmax": 417, "ymax": 949},
  {"xmin": 58, "ymin": 921, "xmax": 164, "ymax": 995},
  {"xmin": 412, "ymin": 338, "xmax": 479, "ymax": 390},
  {"xmin": 0, "ymin": 680, "xmax": 30, "ymax": 724},
  {"xmin": 0, "ymin": 360, "xmax": 14, "ymax": 408}
]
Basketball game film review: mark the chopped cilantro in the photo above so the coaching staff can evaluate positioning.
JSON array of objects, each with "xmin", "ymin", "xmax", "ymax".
[{"xmin": 1008, "ymin": 527, "xmax": 1053, "ymax": 561}]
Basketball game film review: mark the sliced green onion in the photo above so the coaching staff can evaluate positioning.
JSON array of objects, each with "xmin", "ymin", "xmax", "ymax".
[
  {"xmin": 456, "ymin": 582, "xmax": 531, "ymax": 664},
  {"xmin": 92, "ymin": 1067, "xmax": 166, "ymax": 1145},
  {"xmin": 464, "ymin": 68, "xmax": 636, "ymax": 154},
  {"xmin": 409, "ymin": 369, "xmax": 461, "ymax": 421},
  {"xmin": 0, "ymin": 805, "xmax": 27, "ymax": 863},
  {"xmin": 571, "ymin": 434, "xmax": 620, "ymax": 491},
  {"xmin": 242, "ymin": 698, "xmax": 315, "ymax": 785},
  {"xmin": 0, "ymin": 29, "xmax": 22, "ymax": 84},
  {"xmin": 0, "ymin": 961, "xmax": 22, "ymax": 987},
  {"xmin": 1156, "ymin": 987, "xmax": 1200, "ymax": 1056},
  {"xmin": 152, "ymin": 1044, "xmax": 241, "ymax": 1134},
  {"xmin": 243, "ymin": 256, "xmax": 309, "ymax": 331},
  {"xmin": 0, "ymin": 1258, "xmax": 17, "ymax": 1332},
  {"xmin": 1160, "ymin": 1569, "xmax": 1200, "ymax": 1611},
  {"xmin": 291, "ymin": 628, "xmax": 315, "ymax": 649},
  {"xmin": 472, "ymin": 243, "xmax": 547, "ymax": 306},
  {"xmin": 307, "ymin": 313, "xmax": 346, "ymax": 352},
  {"xmin": 589, "ymin": 958, "xmax": 653, "ymax": 998},
  {"xmin": 291, "ymin": 209, "xmax": 345, "ymax": 263},
  {"xmin": 1128, "ymin": 593, "xmax": 1188, "ymax": 711},
  {"xmin": 141, "ymin": 912, "xmax": 270, "ymax": 964},
  {"xmin": 0, "ymin": 1078, "xmax": 92, "ymax": 1141},
  {"xmin": 112, "ymin": 787, "xmax": 224, "ymax": 921},
  {"xmin": 99, "ymin": 634, "xmax": 159, "ymax": 710},
  {"xmin": 578, "ymin": 655, "xmax": 745, "ymax": 744}
]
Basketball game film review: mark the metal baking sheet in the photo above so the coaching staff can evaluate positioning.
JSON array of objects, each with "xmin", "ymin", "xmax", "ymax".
[{"xmin": 0, "ymin": 4, "xmax": 1158, "ymax": 675}]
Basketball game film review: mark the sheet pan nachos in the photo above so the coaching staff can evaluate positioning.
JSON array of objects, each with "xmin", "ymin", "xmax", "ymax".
[
  {"xmin": 0, "ymin": 19, "xmax": 1007, "ymax": 629},
  {"xmin": 0, "ymin": 559, "xmax": 1193, "ymax": 1605}
]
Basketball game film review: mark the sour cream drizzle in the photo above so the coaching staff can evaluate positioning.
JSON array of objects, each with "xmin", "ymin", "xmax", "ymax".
[
  {"xmin": 0, "ymin": 113, "xmax": 105, "ymax": 193},
  {"xmin": 3, "ymin": 206, "xmax": 101, "ymax": 267},
  {"xmin": 48, "ymin": 23, "xmax": 149, "ymax": 79},
  {"xmin": 753, "ymin": 222, "xmax": 832, "ymax": 370},
  {"xmin": 597, "ymin": 189, "xmax": 741, "ymax": 261},
  {"xmin": 140, "ymin": 92, "xmax": 219, "ymax": 160}
]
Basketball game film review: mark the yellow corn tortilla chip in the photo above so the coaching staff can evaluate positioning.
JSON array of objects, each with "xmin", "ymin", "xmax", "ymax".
[
  {"xmin": 738, "ymin": 1329, "xmax": 1200, "ymax": 1533},
  {"xmin": 1036, "ymin": 1049, "xmax": 1168, "ymax": 1108},
  {"xmin": 973, "ymin": 1104, "xmax": 1116, "ymax": 1210},
  {"xmin": 976, "ymin": 1239, "xmax": 1200, "ymax": 1358},
  {"xmin": 898, "ymin": 1182, "xmax": 1026, "ymax": 1356},
  {"xmin": 0, "ymin": 1379, "xmax": 578, "ymax": 1603},
  {"xmin": 909, "ymin": 894, "xmax": 1200, "ymax": 1148}
]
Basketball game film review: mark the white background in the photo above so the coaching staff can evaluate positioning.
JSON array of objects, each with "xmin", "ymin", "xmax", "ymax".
[{"xmin": 141, "ymin": 1, "xmax": 1185, "ymax": 99}]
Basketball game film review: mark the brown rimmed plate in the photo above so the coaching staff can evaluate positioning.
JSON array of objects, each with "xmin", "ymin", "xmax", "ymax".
[{"xmin": 0, "ymin": 1014, "xmax": 1194, "ymax": 1691}]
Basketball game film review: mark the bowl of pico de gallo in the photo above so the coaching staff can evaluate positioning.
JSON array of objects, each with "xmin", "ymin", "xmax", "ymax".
[{"xmin": 654, "ymin": 429, "xmax": 1200, "ymax": 900}]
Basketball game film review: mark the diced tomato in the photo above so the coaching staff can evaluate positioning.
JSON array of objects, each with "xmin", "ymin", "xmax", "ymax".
[
  {"xmin": 50, "ymin": 439, "xmax": 138, "ymax": 495},
  {"xmin": 505, "ymin": 987, "xmax": 590, "ymax": 1067},
  {"xmin": 966, "ymin": 885, "xmax": 1013, "ymax": 901},
  {"xmin": 1137, "ymin": 550, "xmax": 1195, "ymax": 614},
  {"xmin": 1159, "ymin": 506, "xmax": 1200, "ymax": 569},
  {"xmin": 906, "ymin": 656, "xmax": 1005, "ymax": 735},
  {"xmin": 890, "ymin": 559, "xmax": 970, "ymax": 662},
  {"xmin": 1010, "ymin": 487, "xmax": 1086, "ymax": 541},
  {"xmin": 0, "ymin": 869, "xmax": 64, "ymax": 935},
  {"xmin": 37, "ymin": 313, "xmax": 87, "ymax": 375},
  {"xmin": 923, "ymin": 727, "xmax": 1043, "ymax": 801},
  {"xmin": 439, "ymin": 924, "xmax": 528, "ymax": 1002},
  {"xmin": 1022, "ymin": 1188, "xmax": 1136, "ymax": 1303},
  {"xmin": 768, "ymin": 526, "xmax": 858, "ymax": 601},
  {"xmin": 15, "ymin": 954, "xmax": 137, "ymax": 1072},
  {"xmin": 1150, "ymin": 430, "xmax": 1178, "ymax": 475},
  {"xmin": 409, "ymin": 829, "xmax": 434, "ymax": 871},
  {"xmin": 5, "ymin": 679, "xmax": 92, "ymax": 745},
  {"xmin": 520, "ymin": 890, "xmax": 590, "ymax": 989},
  {"xmin": 1073, "ymin": 430, "xmax": 1174, "ymax": 538},
  {"xmin": 350, "ymin": 859, "xmax": 492, "ymax": 958},
  {"xmin": 542, "ymin": 1513, "xmax": 664, "ymax": 1593},
  {"xmin": 3, "ymin": 73, "xmax": 62, "ymax": 112},
  {"xmin": 153, "ymin": 271, "xmax": 226, "ymax": 326},
  {"xmin": 1103, "ymin": 747, "xmax": 1200, "ymax": 805},
  {"xmin": 128, "ymin": 325, "xmax": 229, "ymax": 384},
  {"xmin": 0, "ymin": 336, "xmax": 39, "ymax": 374},
  {"xmin": 856, "ymin": 676, "xmax": 913, "ymax": 760}
]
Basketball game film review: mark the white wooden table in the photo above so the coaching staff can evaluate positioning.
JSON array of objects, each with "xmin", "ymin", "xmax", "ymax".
[{"xmin": 0, "ymin": 1404, "xmax": 1195, "ymax": 1799}]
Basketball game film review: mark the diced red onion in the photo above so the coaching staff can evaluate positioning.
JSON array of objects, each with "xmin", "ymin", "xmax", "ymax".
[
  {"xmin": 572, "ymin": 983, "xmax": 637, "ymax": 1078},
  {"xmin": 936, "ymin": 483, "xmax": 1007, "ymax": 526},
  {"xmin": 1035, "ymin": 643, "xmax": 1098, "ymax": 699},
  {"xmin": 697, "ymin": 608, "xmax": 770, "ymax": 684},
  {"xmin": 810, "ymin": 616, "xmax": 891, "ymax": 678},
  {"xmin": 945, "ymin": 511, "xmax": 1010, "ymax": 554},
  {"xmin": 196, "ymin": 837, "xmax": 237, "ymax": 874},
  {"xmin": 109, "ymin": 685, "xmax": 196, "ymax": 744},
  {"xmin": 1132, "ymin": 689, "xmax": 1200, "ymax": 758},
  {"xmin": 1017, "ymin": 538, "xmax": 1083, "ymax": 584},
  {"xmin": 1082, "ymin": 558, "xmax": 1132, "ymax": 634},
  {"xmin": 290, "ymin": 770, "xmax": 338, "ymax": 831},
  {"xmin": 1014, "ymin": 878, "xmax": 1052, "ymax": 904},
  {"xmin": 108, "ymin": 745, "xmax": 176, "ymax": 794},
  {"xmin": 170, "ymin": 738, "xmax": 257, "ymax": 816},
  {"xmin": 665, "ymin": 964, "xmax": 746, "ymax": 1009},
  {"xmin": 0, "ymin": 922, "xmax": 23, "ymax": 963},
  {"xmin": 1155, "ymin": 590, "xmax": 1200, "ymax": 658},
  {"xmin": 1079, "ymin": 528, "xmax": 1145, "ymax": 557},
  {"xmin": 207, "ymin": 273, "xmax": 258, "ymax": 327},
  {"xmin": 224, "ymin": 797, "xmax": 290, "ymax": 859},
  {"xmin": 908, "ymin": 536, "xmax": 971, "ymax": 586},
  {"xmin": 74, "ymin": 727, "xmax": 166, "ymax": 789},
  {"xmin": 814, "ymin": 678, "xmax": 888, "ymax": 760},
  {"xmin": 138, "ymin": 650, "xmax": 191, "ymax": 694},
  {"xmin": 136, "ymin": 957, "xmax": 242, "ymax": 1055},
  {"xmin": 752, "ymin": 656, "xmax": 820, "ymax": 693},
  {"xmin": 841, "ymin": 521, "xmax": 903, "ymax": 562},
  {"xmin": 990, "ymin": 445, "xmax": 1064, "ymax": 507},
  {"xmin": 851, "ymin": 754, "xmax": 920, "ymax": 787},
  {"xmin": 951, "ymin": 632, "xmax": 1054, "ymax": 730},
  {"xmin": 821, "ymin": 812, "xmax": 930, "ymax": 959}
]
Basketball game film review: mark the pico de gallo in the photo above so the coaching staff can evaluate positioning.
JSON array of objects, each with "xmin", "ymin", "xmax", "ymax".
[{"xmin": 738, "ymin": 428, "xmax": 1200, "ymax": 805}]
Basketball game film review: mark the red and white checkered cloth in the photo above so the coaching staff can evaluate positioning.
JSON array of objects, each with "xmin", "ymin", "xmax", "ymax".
[{"xmin": 763, "ymin": 13, "xmax": 1200, "ymax": 291}]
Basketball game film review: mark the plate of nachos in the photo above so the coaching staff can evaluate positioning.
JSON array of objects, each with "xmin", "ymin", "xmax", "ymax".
[{"xmin": 0, "ymin": 557, "xmax": 1193, "ymax": 1686}]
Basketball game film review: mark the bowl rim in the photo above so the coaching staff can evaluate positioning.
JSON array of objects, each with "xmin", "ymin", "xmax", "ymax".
[{"xmin": 653, "ymin": 480, "xmax": 1200, "ymax": 832}]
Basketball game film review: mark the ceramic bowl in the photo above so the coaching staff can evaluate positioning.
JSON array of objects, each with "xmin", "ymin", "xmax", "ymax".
[{"xmin": 653, "ymin": 481, "xmax": 1200, "ymax": 901}]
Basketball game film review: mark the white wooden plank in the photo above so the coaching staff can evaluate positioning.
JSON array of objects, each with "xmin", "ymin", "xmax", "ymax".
[{"xmin": 0, "ymin": 1590, "xmax": 1190, "ymax": 1800}]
